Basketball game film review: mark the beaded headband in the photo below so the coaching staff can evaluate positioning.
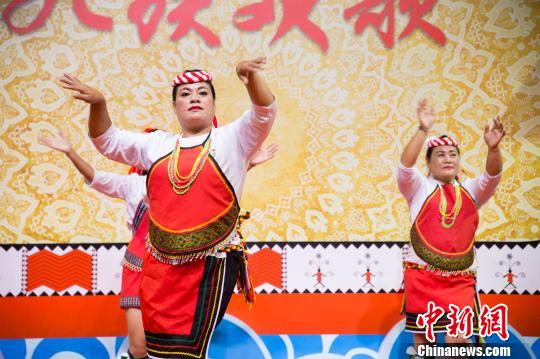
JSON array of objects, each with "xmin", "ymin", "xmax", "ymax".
[
  {"xmin": 427, "ymin": 135, "xmax": 458, "ymax": 149},
  {"xmin": 171, "ymin": 70, "xmax": 213, "ymax": 87}
]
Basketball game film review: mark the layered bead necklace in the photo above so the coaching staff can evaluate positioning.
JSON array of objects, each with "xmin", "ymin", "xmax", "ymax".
[
  {"xmin": 438, "ymin": 183, "xmax": 462, "ymax": 228},
  {"xmin": 167, "ymin": 134, "xmax": 212, "ymax": 195}
]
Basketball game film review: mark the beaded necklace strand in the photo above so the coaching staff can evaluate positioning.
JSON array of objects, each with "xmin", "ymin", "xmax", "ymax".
[
  {"xmin": 167, "ymin": 134, "xmax": 212, "ymax": 195},
  {"xmin": 438, "ymin": 184, "xmax": 462, "ymax": 228}
]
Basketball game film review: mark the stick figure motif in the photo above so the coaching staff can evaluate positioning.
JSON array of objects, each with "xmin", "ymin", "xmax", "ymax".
[
  {"xmin": 305, "ymin": 253, "xmax": 333, "ymax": 288},
  {"xmin": 495, "ymin": 253, "xmax": 525, "ymax": 291},
  {"xmin": 354, "ymin": 253, "xmax": 382, "ymax": 288}
]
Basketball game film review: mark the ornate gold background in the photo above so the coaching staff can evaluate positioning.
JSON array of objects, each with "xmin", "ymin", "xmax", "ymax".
[{"xmin": 1, "ymin": 0, "xmax": 538, "ymax": 244}]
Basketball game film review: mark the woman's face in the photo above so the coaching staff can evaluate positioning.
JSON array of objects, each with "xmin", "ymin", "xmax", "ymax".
[
  {"xmin": 427, "ymin": 146, "xmax": 460, "ymax": 183},
  {"xmin": 173, "ymin": 82, "xmax": 215, "ymax": 135}
]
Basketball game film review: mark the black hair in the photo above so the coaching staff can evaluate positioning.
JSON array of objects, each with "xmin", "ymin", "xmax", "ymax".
[
  {"xmin": 426, "ymin": 135, "xmax": 460, "ymax": 161},
  {"xmin": 172, "ymin": 69, "xmax": 216, "ymax": 102}
]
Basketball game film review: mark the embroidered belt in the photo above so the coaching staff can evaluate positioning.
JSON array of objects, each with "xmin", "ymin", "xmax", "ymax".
[
  {"xmin": 147, "ymin": 202, "xmax": 240, "ymax": 264},
  {"xmin": 410, "ymin": 226, "xmax": 474, "ymax": 271}
]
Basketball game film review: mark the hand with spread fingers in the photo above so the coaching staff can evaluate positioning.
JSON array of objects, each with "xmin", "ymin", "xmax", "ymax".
[
  {"xmin": 38, "ymin": 131, "xmax": 95, "ymax": 182},
  {"xmin": 59, "ymin": 73, "xmax": 105, "ymax": 104},
  {"xmin": 38, "ymin": 131, "xmax": 73, "ymax": 154},
  {"xmin": 484, "ymin": 116, "xmax": 505, "ymax": 150},
  {"xmin": 248, "ymin": 143, "xmax": 279, "ymax": 170},
  {"xmin": 417, "ymin": 99, "xmax": 435, "ymax": 131}
]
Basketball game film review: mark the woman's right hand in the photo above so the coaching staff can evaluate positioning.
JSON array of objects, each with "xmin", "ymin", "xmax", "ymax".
[
  {"xmin": 236, "ymin": 57, "xmax": 266, "ymax": 85},
  {"xmin": 59, "ymin": 73, "xmax": 105, "ymax": 104},
  {"xmin": 38, "ymin": 131, "xmax": 73, "ymax": 154},
  {"xmin": 417, "ymin": 99, "xmax": 435, "ymax": 131}
]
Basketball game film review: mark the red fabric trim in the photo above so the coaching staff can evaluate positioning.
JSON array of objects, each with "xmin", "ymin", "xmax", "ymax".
[
  {"xmin": 140, "ymin": 252, "xmax": 206, "ymax": 335},
  {"xmin": 415, "ymin": 186, "xmax": 478, "ymax": 256},
  {"xmin": 404, "ymin": 268, "xmax": 476, "ymax": 314},
  {"xmin": 128, "ymin": 211, "xmax": 149, "ymax": 258},
  {"xmin": 120, "ymin": 265, "xmax": 141, "ymax": 301},
  {"xmin": 148, "ymin": 147, "xmax": 235, "ymax": 233}
]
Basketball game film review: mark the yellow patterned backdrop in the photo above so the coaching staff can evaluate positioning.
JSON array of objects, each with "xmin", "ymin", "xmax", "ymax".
[{"xmin": 0, "ymin": 0, "xmax": 538, "ymax": 244}]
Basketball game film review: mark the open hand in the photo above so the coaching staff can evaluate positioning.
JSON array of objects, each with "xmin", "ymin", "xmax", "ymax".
[
  {"xmin": 59, "ymin": 73, "xmax": 105, "ymax": 104},
  {"xmin": 236, "ymin": 57, "xmax": 266, "ymax": 85},
  {"xmin": 249, "ymin": 143, "xmax": 278, "ymax": 169},
  {"xmin": 484, "ymin": 116, "xmax": 505, "ymax": 149},
  {"xmin": 38, "ymin": 131, "xmax": 73, "ymax": 154},
  {"xmin": 417, "ymin": 99, "xmax": 435, "ymax": 130}
]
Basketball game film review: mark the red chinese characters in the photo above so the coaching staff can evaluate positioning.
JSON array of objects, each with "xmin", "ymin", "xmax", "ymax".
[
  {"xmin": 416, "ymin": 301, "xmax": 445, "ymax": 343},
  {"xmin": 446, "ymin": 304, "xmax": 474, "ymax": 339},
  {"xmin": 344, "ymin": 0, "xmax": 446, "ymax": 48},
  {"xmin": 167, "ymin": 0, "xmax": 220, "ymax": 46},
  {"xmin": 4, "ymin": 0, "xmax": 446, "ymax": 50},
  {"xmin": 479, "ymin": 303, "xmax": 509, "ymax": 341},
  {"xmin": 398, "ymin": 0, "xmax": 445, "ymax": 45},
  {"xmin": 234, "ymin": 0, "xmax": 328, "ymax": 52},
  {"xmin": 344, "ymin": 0, "xmax": 395, "ymax": 48},
  {"xmin": 73, "ymin": 0, "xmax": 113, "ymax": 31},
  {"xmin": 419, "ymin": 302, "xmax": 510, "ymax": 342},
  {"xmin": 127, "ymin": 0, "xmax": 220, "ymax": 45},
  {"xmin": 3, "ymin": 0, "xmax": 112, "ymax": 34},
  {"xmin": 127, "ymin": 0, "xmax": 166, "ymax": 43}
]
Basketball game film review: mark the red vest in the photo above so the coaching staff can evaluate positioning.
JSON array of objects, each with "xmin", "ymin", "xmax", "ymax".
[
  {"xmin": 410, "ymin": 184, "xmax": 478, "ymax": 270},
  {"xmin": 146, "ymin": 139, "xmax": 240, "ymax": 264}
]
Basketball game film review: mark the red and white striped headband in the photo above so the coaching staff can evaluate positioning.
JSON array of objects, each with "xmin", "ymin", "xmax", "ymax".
[
  {"xmin": 171, "ymin": 70, "xmax": 213, "ymax": 87},
  {"xmin": 427, "ymin": 136, "xmax": 458, "ymax": 149}
]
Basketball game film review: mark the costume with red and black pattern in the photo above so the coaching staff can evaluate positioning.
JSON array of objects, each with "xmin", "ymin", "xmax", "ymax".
[
  {"xmin": 404, "ymin": 183, "xmax": 480, "ymax": 334},
  {"xmin": 120, "ymin": 201, "xmax": 149, "ymax": 309},
  {"xmin": 141, "ymin": 133, "xmax": 241, "ymax": 359}
]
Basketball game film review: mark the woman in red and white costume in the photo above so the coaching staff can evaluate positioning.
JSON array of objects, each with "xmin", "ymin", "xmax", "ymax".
[
  {"xmin": 60, "ymin": 58, "xmax": 276, "ymax": 358},
  {"xmin": 38, "ymin": 131, "xmax": 149, "ymax": 358},
  {"xmin": 40, "ymin": 129, "xmax": 277, "ymax": 359},
  {"xmin": 397, "ymin": 100, "xmax": 505, "ymax": 358}
]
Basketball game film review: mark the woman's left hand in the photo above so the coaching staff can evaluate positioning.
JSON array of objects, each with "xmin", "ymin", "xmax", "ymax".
[
  {"xmin": 484, "ymin": 116, "xmax": 506, "ymax": 149},
  {"xmin": 249, "ymin": 143, "xmax": 278, "ymax": 169},
  {"xmin": 236, "ymin": 57, "xmax": 266, "ymax": 85}
]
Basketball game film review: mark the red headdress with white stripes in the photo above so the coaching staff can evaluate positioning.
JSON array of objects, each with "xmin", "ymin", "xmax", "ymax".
[
  {"xmin": 171, "ymin": 70, "xmax": 218, "ymax": 128},
  {"xmin": 427, "ymin": 135, "xmax": 458, "ymax": 149},
  {"xmin": 171, "ymin": 70, "xmax": 213, "ymax": 87}
]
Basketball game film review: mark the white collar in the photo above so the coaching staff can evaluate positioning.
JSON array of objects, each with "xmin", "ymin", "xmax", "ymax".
[
  {"xmin": 428, "ymin": 175, "xmax": 459, "ymax": 188},
  {"xmin": 177, "ymin": 129, "xmax": 212, "ymax": 147}
]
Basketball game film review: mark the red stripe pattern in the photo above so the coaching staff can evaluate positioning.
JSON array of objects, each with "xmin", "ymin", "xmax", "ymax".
[
  {"xmin": 27, "ymin": 250, "xmax": 92, "ymax": 292},
  {"xmin": 249, "ymin": 248, "xmax": 282, "ymax": 289},
  {"xmin": 171, "ymin": 70, "xmax": 212, "ymax": 87},
  {"xmin": 427, "ymin": 136, "xmax": 458, "ymax": 148}
]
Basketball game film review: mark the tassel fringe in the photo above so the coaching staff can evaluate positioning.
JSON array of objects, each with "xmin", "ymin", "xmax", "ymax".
[{"xmin": 403, "ymin": 261, "xmax": 476, "ymax": 277}]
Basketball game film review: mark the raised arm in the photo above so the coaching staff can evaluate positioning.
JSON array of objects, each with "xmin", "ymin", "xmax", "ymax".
[
  {"xmin": 400, "ymin": 99, "xmax": 435, "ymax": 167},
  {"xmin": 236, "ymin": 57, "xmax": 274, "ymax": 106},
  {"xmin": 464, "ymin": 116, "xmax": 505, "ymax": 207},
  {"xmin": 59, "ymin": 74, "xmax": 161, "ymax": 169},
  {"xmin": 39, "ymin": 132, "xmax": 94, "ymax": 183},
  {"xmin": 483, "ymin": 116, "xmax": 505, "ymax": 176},
  {"xmin": 59, "ymin": 73, "xmax": 111, "ymax": 138},
  {"xmin": 229, "ymin": 58, "xmax": 277, "ymax": 162}
]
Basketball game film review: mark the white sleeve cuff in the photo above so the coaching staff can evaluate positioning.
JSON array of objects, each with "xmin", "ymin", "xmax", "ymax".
[
  {"xmin": 251, "ymin": 99, "xmax": 277, "ymax": 121},
  {"xmin": 89, "ymin": 125, "xmax": 117, "ymax": 143}
]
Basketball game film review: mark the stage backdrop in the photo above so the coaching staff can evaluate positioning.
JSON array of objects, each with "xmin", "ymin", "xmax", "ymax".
[
  {"xmin": 1, "ymin": 0, "xmax": 539, "ymax": 358},
  {"xmin": 0, "ymin": 0, "xmax": 538, "ymax": 245}
]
